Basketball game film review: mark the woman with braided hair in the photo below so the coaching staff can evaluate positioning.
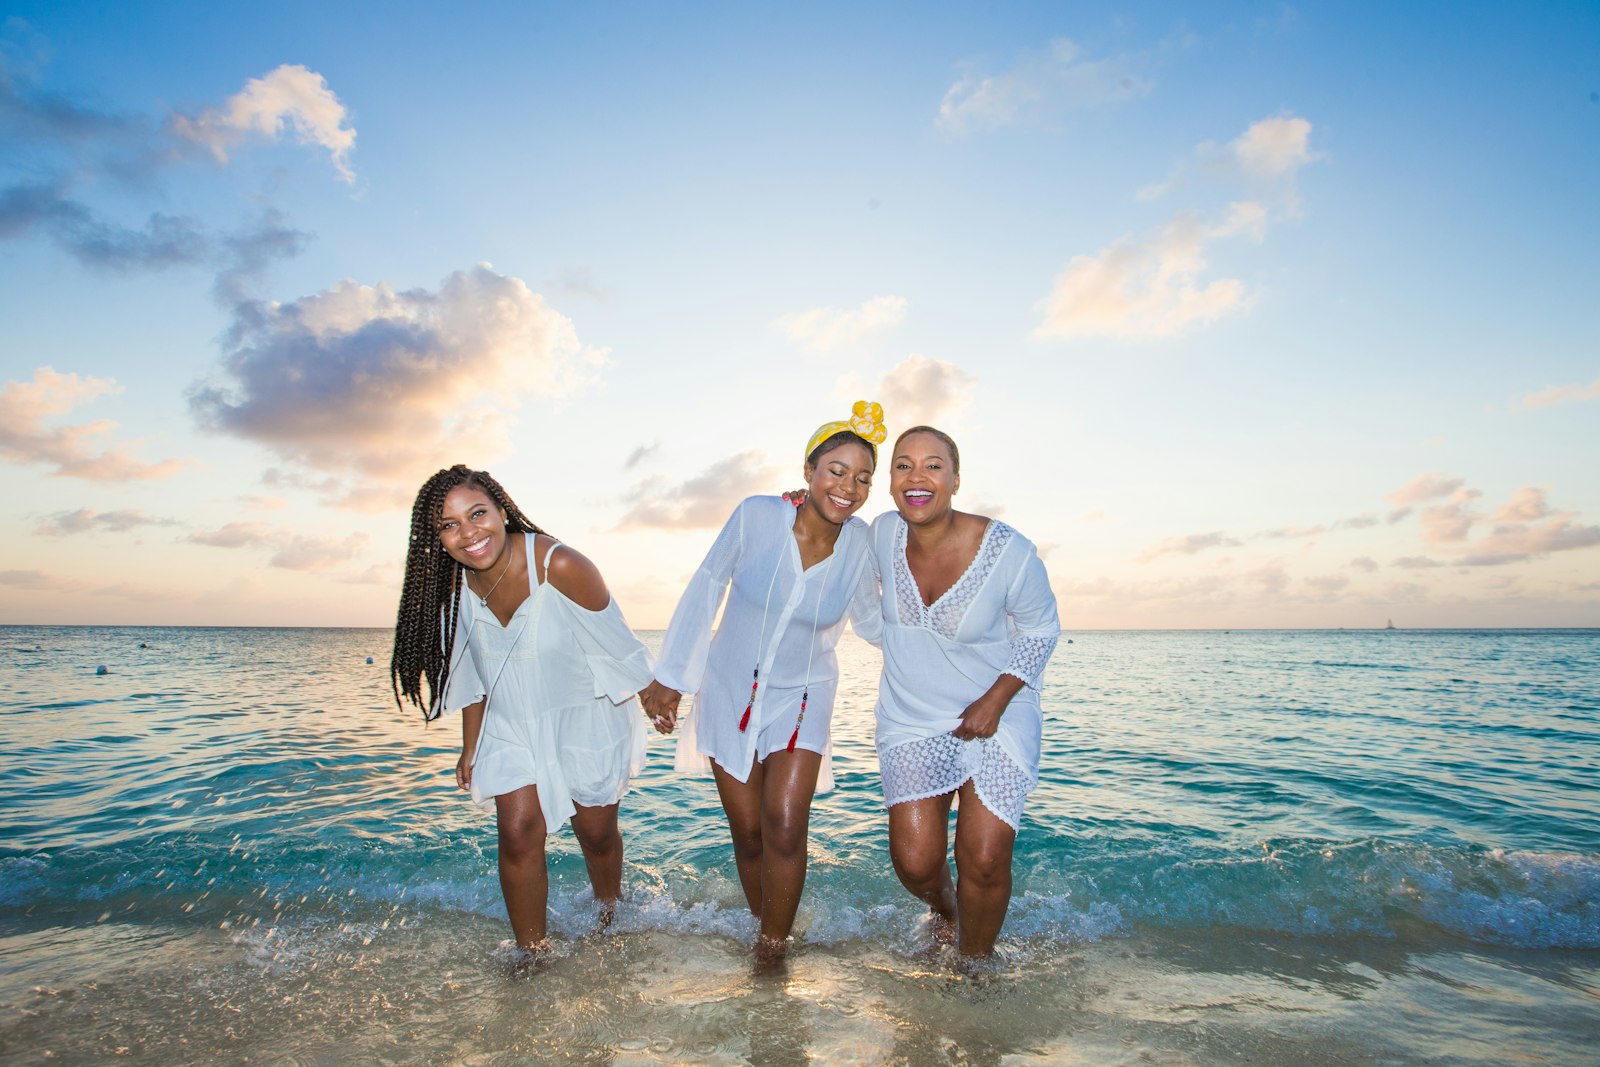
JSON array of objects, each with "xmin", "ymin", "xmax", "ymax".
[
  {"xmin": 392, "ymin": 464, "xmax": 654, "ymax": 951},
  {"xmin": 639, "ymin": 402, "xmax": 888, "ymax": 965}
]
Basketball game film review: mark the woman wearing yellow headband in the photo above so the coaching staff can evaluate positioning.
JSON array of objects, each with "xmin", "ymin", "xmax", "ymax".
[{"xmin": 640, "ymin": 401, "xmax": 887, "ymax": 965}]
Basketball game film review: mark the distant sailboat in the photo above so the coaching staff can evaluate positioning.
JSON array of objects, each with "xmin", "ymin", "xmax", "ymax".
[{"xmin": 1385, "ymin": 618, "xmax": 1397, "ymax": 630}]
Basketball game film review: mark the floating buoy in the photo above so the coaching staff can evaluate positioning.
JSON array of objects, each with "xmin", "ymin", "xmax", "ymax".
[
  {"xmin": 139, "ymin": 642, "xmax": 149, "ymax": 648},
  {"xmin": 96, "ymin": 665, "xmax": 110, "ymax": 675},
  {"xmin": 365, "ymin": 656, "xmax": 374, "ymax": 664}
]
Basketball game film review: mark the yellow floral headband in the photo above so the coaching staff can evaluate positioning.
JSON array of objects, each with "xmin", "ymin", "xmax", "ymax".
[{"xmin": 805, "ymin": 400, "xmax": 888, "ymax": 461}]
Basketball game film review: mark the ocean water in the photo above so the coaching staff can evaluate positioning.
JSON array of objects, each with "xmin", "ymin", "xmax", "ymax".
[{"xmin": 1, "ymin": 625, "xmax": 1597, "ymax": 1065}]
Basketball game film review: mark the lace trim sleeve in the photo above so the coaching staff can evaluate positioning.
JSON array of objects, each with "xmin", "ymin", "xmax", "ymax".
[
  {"xmin": 1002, "ymin": 545, "xmax": 1060, "ymax": 690},
  {"xmin": 1002, "ymin": 632, "xmax": 1056, "ymax": 690}
]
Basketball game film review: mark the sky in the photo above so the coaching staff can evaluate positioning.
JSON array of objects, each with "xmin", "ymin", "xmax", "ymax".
[{"xmin": 2, "ymin": 1, "xmax": 1597, "ymax": 630}]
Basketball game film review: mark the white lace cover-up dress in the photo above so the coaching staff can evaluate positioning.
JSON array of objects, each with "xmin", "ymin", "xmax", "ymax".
[
  {"xmin": 441, "ymin": 535, "xmax": 652, "ymax": 831},
  {"xmin": 654, "ymin": 496, "xmax": 879, "ymax": 793},
  {"xmin": 870, "ymin": 513, "xmax": 1061, "ymax": 830}
]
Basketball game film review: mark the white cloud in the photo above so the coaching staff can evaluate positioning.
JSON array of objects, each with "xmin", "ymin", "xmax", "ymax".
[
  {"xmin": 0, "ymin": 366, "xmax": 185, "ymax": 480},
  {"xmin": 191, "ymin": 265, "xmax": 606, "ymax": 487},
  {"xmin": 1231, "ymin": 115, "xmax": 1317, "ymax": 178},
  {"xmin": 876, "ymin": 355, "xmax": 976, "ymax": 427},
  {"xmin": 775, "ymin": 296, "xmax": 907, "ymax": 353},
  {"xmin": 1140, "ymin": 113, "xmax": 1320, "ymax": 201},
  {"xmin": 171, "ymin": 64, "xmax": 356, "ymax": 182},
  {"xmin": 617, "ymin": 451, "xmax": 779, "ymax": 529},
  {"xmin": 1034, "ymin": 205, "xmax": 1264, "ymax": 341},
  {"xmin": 937, "ymin": 38, "xmax": 1151, "ymax": 134}
]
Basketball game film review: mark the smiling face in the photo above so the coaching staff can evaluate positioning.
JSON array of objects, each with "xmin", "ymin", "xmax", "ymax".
[
  {"xmin": 436, "ymin": 485, "xmax": 510, "ymax": 572},
  {"xmin": 890, "ymin": 430, "xmax": 959, "ymax": 524},
  {"xmin": 803, "ymin": 439, "xmax": 874, "ymax": 525}
]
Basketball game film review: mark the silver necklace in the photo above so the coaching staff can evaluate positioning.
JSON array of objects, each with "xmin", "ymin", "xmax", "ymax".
[{"xmin": 471, "ymin": 546, "xmax": 517, "ymax": 606}]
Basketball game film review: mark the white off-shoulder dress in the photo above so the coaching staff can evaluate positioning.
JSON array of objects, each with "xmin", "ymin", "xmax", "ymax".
[
  {"xmin": 654, "ymin": 496, "xmax": 879, "ymax": 794},
  {"xmin": 441, "ymin": 536, "xmax": 652, "ymax": 831},
  {"xmin": 870, "ymin": 513, "xmax": 1061, "ymax": 830}
]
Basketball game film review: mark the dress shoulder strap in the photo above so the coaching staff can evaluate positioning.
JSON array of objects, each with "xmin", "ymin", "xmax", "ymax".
[{"xmin": 539, "ymin": 539, "xmax": 563, "ymax": 585}]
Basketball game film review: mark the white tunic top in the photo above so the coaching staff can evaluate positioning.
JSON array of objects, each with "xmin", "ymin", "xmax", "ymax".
[
  {"xmin": 870, "ymin": 513, "xmax": 1060, "ymax": 828},
  {"xmin": 441, "ymin": 536, "xmax": 652, "ymax": 831},
  {"xmin": 654, "ymin": 496, "xmax": 879, "ymax": 793}
]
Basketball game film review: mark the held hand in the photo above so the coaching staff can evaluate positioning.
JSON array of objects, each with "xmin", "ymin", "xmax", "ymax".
[
  {"xmin": 455, "ymin": 749, "xmax": 475, "ymax": 791},
  {"xmin": 952, "ymin": 691, "xmax": 1006, "ymax": 740},
  {"xmin": 640, "ymin": 679, "xmax": 682, "ymax": 734},
  {"xmin": 781, "ymin": 488, "xmax": 808, "ymax": 507}
]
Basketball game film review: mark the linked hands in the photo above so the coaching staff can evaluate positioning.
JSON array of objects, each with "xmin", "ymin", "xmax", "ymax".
[{"xmin": 640, "ymin": 679, "xmax": 682, "ymax": 734}]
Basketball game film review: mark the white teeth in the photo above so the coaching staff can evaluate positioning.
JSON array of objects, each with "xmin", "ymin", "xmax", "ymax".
[
  {"xmin": 905, "ymin": 490, "xmax": 932, "ymax": 499},
  {"xmin": 828, "ymin": 495, "xmax": 852, "ymax": 508}
]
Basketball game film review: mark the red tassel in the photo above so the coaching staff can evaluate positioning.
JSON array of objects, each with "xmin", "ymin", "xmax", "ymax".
[
  {"xmin": 739, "ymin": 705, "xmax": 752, "ymax": 731},
  {"xmin": 786, "ymin": 727, "xmax": 799, "ymax": 753}
]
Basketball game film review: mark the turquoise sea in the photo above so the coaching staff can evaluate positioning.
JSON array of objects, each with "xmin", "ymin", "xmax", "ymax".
[{"xmin": 2, "ymin": 625, "xmax": 1597, "ymax": 1065}]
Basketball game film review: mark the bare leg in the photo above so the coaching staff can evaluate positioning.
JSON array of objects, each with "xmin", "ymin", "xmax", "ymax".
[
  {"xmin": 570, "ymin": 801, "xmax": 624, "ymax": 923},
  {"xmin": 754, "ymin": 747, "xmax": 823, "ymax": 955},
  {"xmin": 495, "ymin": 785, "xmax": 549, "ymax": 949},
  {"xmin": 951, "ymin": 779, "xmax": 1016, "ymax": 958},
  {"xmin": 887, "ymin": 792, "xmax": 958, "ymax": 941},
  {"xmin": 713, "ymin": 757, "xmax": 767, "ymax": 917}
]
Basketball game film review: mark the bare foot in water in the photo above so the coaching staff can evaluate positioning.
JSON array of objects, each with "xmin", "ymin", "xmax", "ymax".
[
  {"xmin": 597, "ymin": 900, "xmax": 616, "ymax": 929},
  {"xmin": 505, "ymin": 937, "xmax": 554, "ymax": 977},
  {"xmin": 753, "ymin": 934, "xmax": 791, "ymax": 976},
  {"xmin": 921, "ymin": 911, "xmax": 956, "ymax": 952}
]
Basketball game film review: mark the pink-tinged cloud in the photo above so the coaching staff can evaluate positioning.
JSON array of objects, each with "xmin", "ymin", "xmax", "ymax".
[
  {"xmin": 1136, "ymin": 530, "xmax": 1243, "ymax": 562},
  {"xmin": 191, "ymin": 266, "xmax": 605, "ymax": 488},
  {"xmin": 188, "ymin": 522, "xmax": 278, "ymax": 548},
  {"xmin": 0, "ymin": 367, "xmax": 186, "ymax": 481},
  {"xmin": 188, "ymin": 522, "xmax": 372, "ymax": 572},
  {"xmin": 1261, "ymin": 523, "xmax": 1327, "ymax": 540},
  {"xmin": 1034, "ymin": 204, "xmax": 1264, "ymax": 341},
  {"xmin": 1492, "ymin": 486, "xmax": 1551, "ymax": 523},
  {"xmin": 1260, "ymin": 512, "xmax": 1377, "ymax": 541},
  {"xmin": 1419, "ymin": 489, "xmax": 1483, "ymax": 545},
  {"xmin": 617, "ymin": 450, "xmax": 779, "ymax": 529},
  {"xmin": 270, "ymin": 533, "xmax": 369, "ymax": 571},
  {"xmin": 776, "ymin": 296, "xmax": 907, "ymax": 352},
  {"xmin": 1385, "ymin": 471, "xmax": 1465, "ymax": 508},
  {"xmin": 1457, "ymin": 517, "xmax": 1600, "ymax": 566},
  {"xmin": 36, "ymin": 508, "xmax": 180, "ymax": 534},
  {"xmin": 878, "ymin": 355, "xmax": 976, "ymax": 427},
  {"xmin": 1515, "ymin": 376, "xmax": 1600, "ymax": 410},
  {"xmin": 0, "ymin": 569, "xmax": 65, "ymax": 590},
  {"xmin": 170, "ymin": 65, "xmax": 356, "ymax": 182}
]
